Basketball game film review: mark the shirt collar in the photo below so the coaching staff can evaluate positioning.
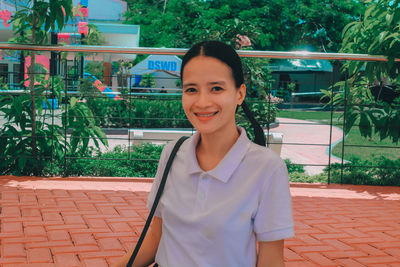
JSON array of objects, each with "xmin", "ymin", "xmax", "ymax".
[{"xmin": 186, "ymin": 127, "xmax": 251, "ymax": 183}]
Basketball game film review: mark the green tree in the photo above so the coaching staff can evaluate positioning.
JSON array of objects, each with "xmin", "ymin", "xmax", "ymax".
[
  {"xmin": 139, "ymin": 74, "xmax": 156, "ymax": 88},
  {"xmin": 323, "ymin": 0, "xmax": 400, "ymax": 143},
  {"xmin": 0, "ymin": 0, "xmax": 108, "ymax": 175},
  {"xmin": 10, "ymin": 0, "xmax": 73, "ymax": 161},
  {"xmin": 123, "ymin": 0, "xmax": 364, "ymax": 52},
  {"xmin": 296, "ymin": 0, "xmax": 365, "ymax": 52}
]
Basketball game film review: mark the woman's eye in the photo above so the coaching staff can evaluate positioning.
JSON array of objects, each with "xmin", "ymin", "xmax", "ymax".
[
  {"xmin": 184, "ymin": 87, "xmax": 197, "ymax": 93},
  {"xmin": 212, "ymin": 86, "xmax": 223, "ymax": 92}
]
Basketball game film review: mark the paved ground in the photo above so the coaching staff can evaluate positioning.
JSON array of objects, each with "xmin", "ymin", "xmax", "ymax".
[
  {"xmin": 1, "ymin": 176, "xmax": 399, "ymax": 266},
  {"xmin": 271, "ymin": 117, "xmax": 343, "ymax": 176}
]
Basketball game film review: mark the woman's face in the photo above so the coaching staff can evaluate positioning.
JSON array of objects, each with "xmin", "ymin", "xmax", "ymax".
[{"xmin": 182, "ymin": 56, "xmax": 245, "ymax": 136}]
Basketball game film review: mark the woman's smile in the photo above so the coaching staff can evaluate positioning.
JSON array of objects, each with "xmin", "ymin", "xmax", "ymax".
[{"xmin": 195, "ymin": 111, "xmax": 219, "ymax": 121}]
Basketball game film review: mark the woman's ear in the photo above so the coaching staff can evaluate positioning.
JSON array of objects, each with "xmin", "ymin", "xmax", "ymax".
[{"xmin": 237, "ymin": 84, "xmax": 246, "ymax": 105}]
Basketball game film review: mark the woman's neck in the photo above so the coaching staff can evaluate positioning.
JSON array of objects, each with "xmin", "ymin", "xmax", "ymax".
[{"xmin": 195, "ymin": 124, "xmax": 240, "ymax": 171}]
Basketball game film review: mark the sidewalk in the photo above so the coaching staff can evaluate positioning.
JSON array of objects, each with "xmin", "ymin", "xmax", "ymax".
[
  {"xmin": 1, "ymin": 176, "xmax": 400, "ymax": 266},
  {"xmin": 271, "ymin": 117, "xmax": 343, "ymax": 175}
]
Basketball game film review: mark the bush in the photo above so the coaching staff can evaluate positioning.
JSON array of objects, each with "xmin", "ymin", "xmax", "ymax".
[
  {"xmin": 284, "ymin": 159, "xmax": 305, "ymax": 174},
  {"xmin": 86, "ymin": 96, "xmax": 191, "ymax": 128},
  {"xmin": 289, "ymin": 172, "xmax": 327, "ymax": 183},
  {"xmin": 64, "ymin": 143, "xmax": 163, "ymax": 177},
  {"xmin": 327, "ymin": 156, "xmax": 400, "ymax": 186}
]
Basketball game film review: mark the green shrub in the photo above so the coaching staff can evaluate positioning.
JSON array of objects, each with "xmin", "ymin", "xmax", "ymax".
[
  {"xmin": 289, "ymin": 172, "xmax": 327, "ymax": 183},
  {"xmin": 64, "ymin": 143, "xmax": 163, "ymax": 177},
  {"xmin": 86, "ymin": 97, "xmax": 191, "ymax": 128},
  {"xmin": 284, "ymin": 159, "xmax": 305, "ymax": 174},
  {"xmin": 327, "ymin": 156, "xmax": 400, "ymax": 186}
]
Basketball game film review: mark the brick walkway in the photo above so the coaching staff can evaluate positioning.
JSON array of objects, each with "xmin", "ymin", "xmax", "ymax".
[{"xmin": 0, "ymin": 176, "xmax": 400, "ymax": 266}]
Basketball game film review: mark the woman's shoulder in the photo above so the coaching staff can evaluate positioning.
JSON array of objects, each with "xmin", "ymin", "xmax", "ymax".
[
  {"xmin": 245, "ymin": 141, "xmax": 286, "ymax": 170},
  {"xmin": 159, "ymin": 135, "xmax": 193, "ymax": 161}
]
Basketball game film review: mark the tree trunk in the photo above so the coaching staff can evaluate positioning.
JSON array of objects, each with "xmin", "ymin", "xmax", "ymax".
[{"xmin": 30, "ymin": 0, "xmax": 37, "ymax": 159}]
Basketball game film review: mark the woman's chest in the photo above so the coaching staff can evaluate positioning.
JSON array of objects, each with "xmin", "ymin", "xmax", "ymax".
[{"xmin": 160, "ymin": 171, "xmax": 262, "ymax": 237}]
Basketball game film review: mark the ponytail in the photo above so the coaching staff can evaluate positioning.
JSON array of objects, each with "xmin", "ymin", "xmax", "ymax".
[{"xmin": 241, "ymin": 101, "xmax": 266, "ymax": 146}]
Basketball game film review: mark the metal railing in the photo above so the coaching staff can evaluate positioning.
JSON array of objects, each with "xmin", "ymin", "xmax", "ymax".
[
  {"xmin": 1, "ymin": 43, "xmax": 400, "ymax": 61},
  {"xmin": 0, "ymin": 43, "xmax": 399, "ymax": 184}
]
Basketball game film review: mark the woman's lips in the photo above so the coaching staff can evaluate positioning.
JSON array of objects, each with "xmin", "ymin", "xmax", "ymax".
[{"xmin": 195, "ymin": 111, "xmax": 218, "ymax": 121}]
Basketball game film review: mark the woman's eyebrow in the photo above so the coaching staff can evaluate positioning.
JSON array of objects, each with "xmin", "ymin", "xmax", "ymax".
[
  {"xmin": 182, "ymin": 82, "xmax": 197, "ymax": 87},
  {"xmin": 209, "ymin": 81, "xmax": 226, "ymax": 85}
]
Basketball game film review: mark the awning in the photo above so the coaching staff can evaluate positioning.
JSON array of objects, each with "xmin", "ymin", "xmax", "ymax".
[{"xmin": 269, "ymin": 59, "xmax": 333, "ymax": 72}]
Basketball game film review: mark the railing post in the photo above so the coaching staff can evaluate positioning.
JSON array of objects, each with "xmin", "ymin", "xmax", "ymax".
[
  {"xmin": 63, "ymin": 59, "xmax": 69, "ymax": 177},
  {"xmin": 340, "ymin": 70, "xmax": 349, "ymax": 184},
  {"xmin": 128, "ymin": 74, "xmax": 133, "ymax": 158},
  {"xmin": 327, "ymin": 62, "xmax": 335, "ymax": 184},
  {"xmin": 50, "ymin": 32, "xmax": 58, "ymax": 175}
]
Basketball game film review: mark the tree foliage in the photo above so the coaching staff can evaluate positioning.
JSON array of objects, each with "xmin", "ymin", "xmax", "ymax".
[
  {"xmin": 341, "ymin": 0, "xmax": 400, "ymax": 83},
  {"xmin": 11, "ymin": 0, "xmax": 73, "ymax": 45},
  {"xmin": 123, "ymin": 0, "xmax": 364, "ymax": 52},
  {"xmin": 323, "ymin": 0, "xmax": 400, "ymax": 143},
  {"xmin": 0, "ymin": 0, "xmax": 108, "ymax": 175}
]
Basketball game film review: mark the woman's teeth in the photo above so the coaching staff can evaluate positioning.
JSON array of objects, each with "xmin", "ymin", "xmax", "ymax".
[{"xmin": 197, "ymin": 112, "xmax": 218, "ymax": 117}]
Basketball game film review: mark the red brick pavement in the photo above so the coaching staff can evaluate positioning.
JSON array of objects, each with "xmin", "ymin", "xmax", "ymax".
[{"xmin": 0, "ymin": 176, "xmax": 400, "ymax": 266}]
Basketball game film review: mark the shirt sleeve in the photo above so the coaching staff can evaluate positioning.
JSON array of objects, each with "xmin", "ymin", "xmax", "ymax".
[
  {"xmin": 146, "ymin": 141, "xmax": 174, "ymax": 217},
  {"xmin": 254, "ymin": 162, "xmax": 294, "ymax": 242}
]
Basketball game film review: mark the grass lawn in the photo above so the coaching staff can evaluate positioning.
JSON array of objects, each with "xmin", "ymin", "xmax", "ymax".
[
  {"xmin": 277, "ymin": 109, "xmax": 400, "ymax": 162},
  {"xmin": 277, "ymin": 109, "xmax": 342, "ymax": 124},
  {"xmin": 331, "ymin": 128, "xmax": 400, "ymax": 162}
]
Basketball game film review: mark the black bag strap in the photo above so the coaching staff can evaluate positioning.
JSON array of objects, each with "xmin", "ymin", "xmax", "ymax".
[{"xmin": 127, "ymin": 136, "xmax": 189, "ymax": 267}]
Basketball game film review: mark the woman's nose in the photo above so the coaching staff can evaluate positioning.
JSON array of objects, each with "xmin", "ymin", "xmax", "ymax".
[{"xmin": 195, "ymin": 91, "xmax": 211, "ymax": 108}]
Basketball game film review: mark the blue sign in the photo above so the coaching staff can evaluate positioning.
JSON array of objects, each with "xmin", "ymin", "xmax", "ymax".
[{"xmin": 148, "ymin": 60, "xmax": 178, "ymax": 71}]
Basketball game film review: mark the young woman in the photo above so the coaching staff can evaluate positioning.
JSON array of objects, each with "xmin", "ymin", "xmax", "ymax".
[{"xmin": 114, "ymin": 41, "xmax": 294, "ymax": 267}]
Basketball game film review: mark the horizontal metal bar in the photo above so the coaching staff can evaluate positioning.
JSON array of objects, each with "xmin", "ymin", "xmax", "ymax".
[
  {"xmin": 0, "ymin": 43, "xmax": 399, "ymax": 62},
  {"xmin": 344, "ymin": 144, "xmax": 400, "ymax": 149},
  {"xmin": 66, "ymin": 156, "xmax": 160, "ymax": 162},
  {"xmin": 339, "ymin": 164, "xmax": 400, "ymax": 169}
]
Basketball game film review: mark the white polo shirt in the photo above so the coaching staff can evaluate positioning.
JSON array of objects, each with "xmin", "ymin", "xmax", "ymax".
[{"xmin": 147, "ymin": 127, "xmax": 294, "ymax": 267}]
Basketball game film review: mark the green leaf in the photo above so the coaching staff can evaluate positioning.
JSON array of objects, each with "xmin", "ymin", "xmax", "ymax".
[
  {"xmin": 342, "ymin": 21, "xmax": 359, "ymax": 38},
  {"xmin": 347, "ymin": 61, "xmax": 362, "ymax": 77},
  {"xmin": 386, "ymin": 13, "xmax": 394, "ymax": 25},
  {"xmin": 364, "ymin": 62, "xmax": 375, "ymax": 82},
  {"xmin": 379, "ymin": 31, "xmax": 388, "ymax": 44},
  {"xmin": 0, "ymin": 134, "xmax": 7, "ymax": 155},
  {"xmin": 359, "ymin": 112, "xmax": 372, "ymax": 138},
  {"xmin": 344, "ymin": 111, "xmax": 358, "ymax": 134},
  {"xmin": 14, "ymin": 96, "xmax": 23, "ymax": 115},
  {"xmin": 364, "ymin": 4, "xmax": 376, "ymax": 21},
  {"xmin": 70, "ymin": 97, "xmax": 78, "ymax": 108},
  {"xmin": 0, "ymin": 95, "xmax": 12, "ymax": 109},
  {"xmin": 17, "ymin": 157, "xmax": 27, "ymax": 171},
  {"xmin": 93, "ymin": 126, "xmax": 108, "ymax": 146},
  {"xmin": 389, "ymin": 38, "xmax": 399, "ymax": 49},
  {"xmin": 20, "ymin": 114, "xmax": 27, "ymax": 131},
  {"xmin": 81, "ymin": 133, "xmax": 89, "ymax": 153},
  {"xmin": 367, "ymin": 39, "xmax": 379, "ymax": 54},
  {"xmin": 70, "ymin": 131, "xmax": 80, "ymax": 153}
]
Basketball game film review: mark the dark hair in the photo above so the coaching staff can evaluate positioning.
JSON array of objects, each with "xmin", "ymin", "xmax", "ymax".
[
  {"xmin": 180, "ymin": 40, "xmax": 266, "ymax": 146},
  {"xmin": 180, "ymin": 40, "xmax": 244, "ymax": 88}
]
